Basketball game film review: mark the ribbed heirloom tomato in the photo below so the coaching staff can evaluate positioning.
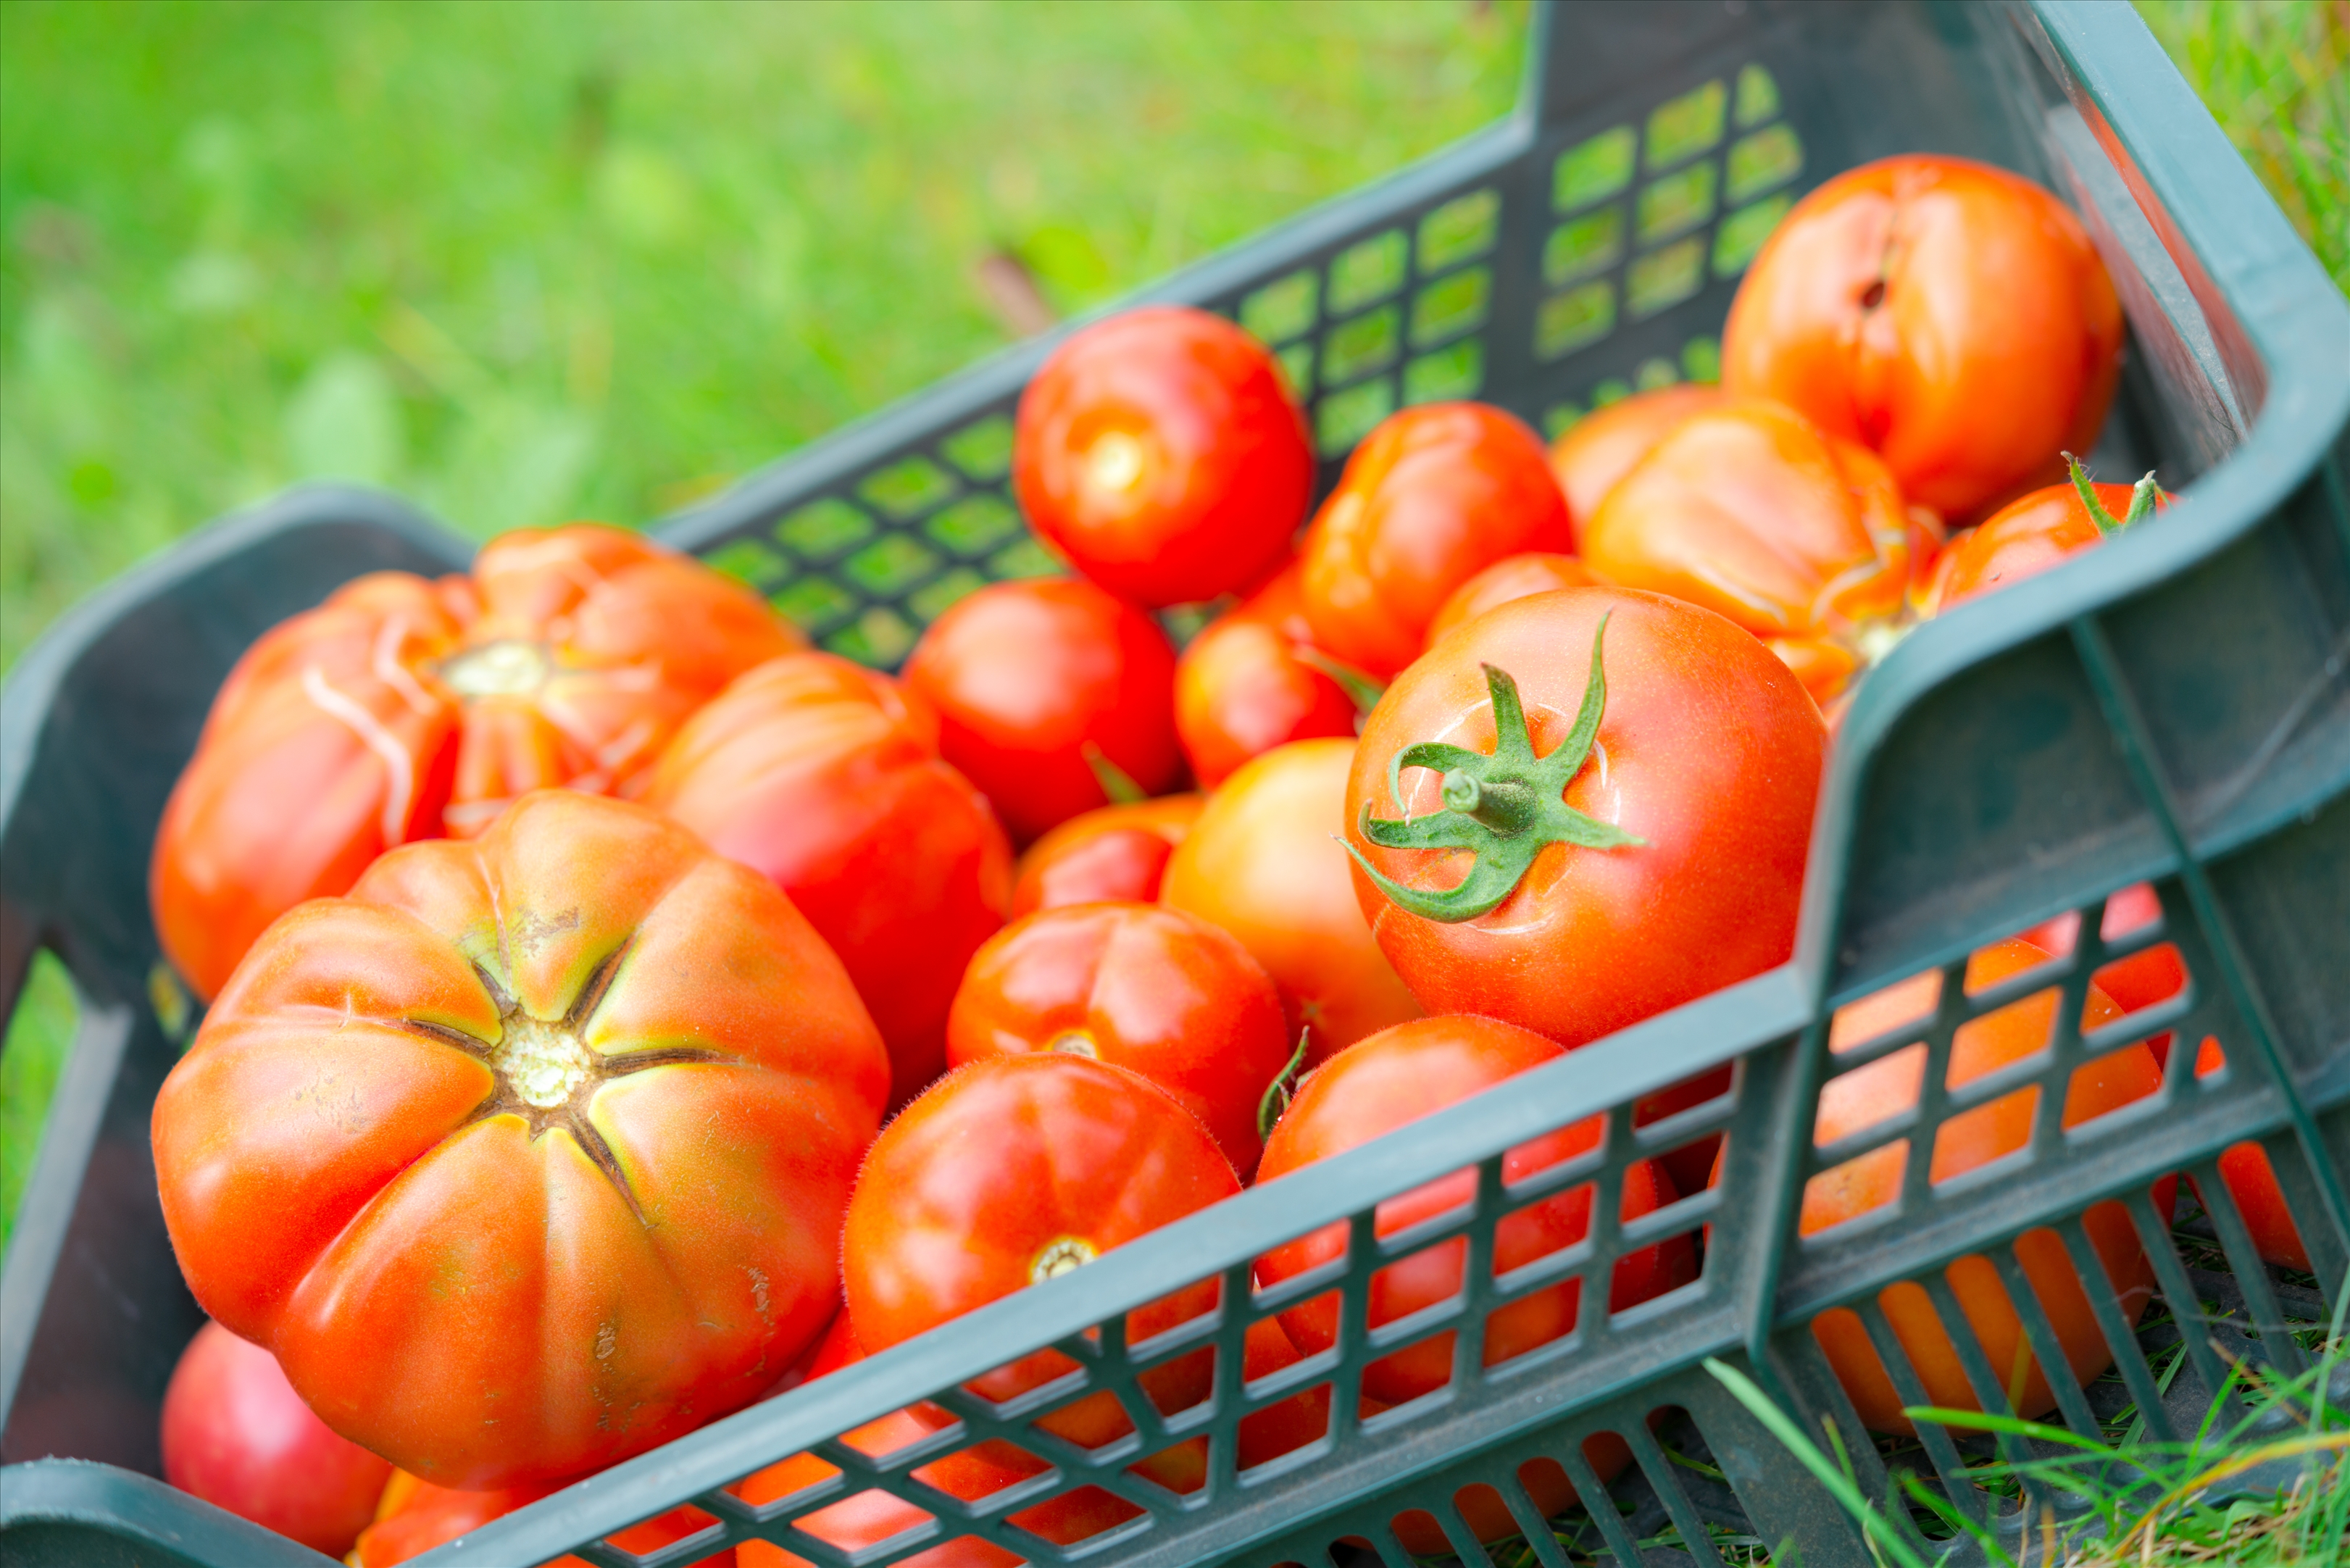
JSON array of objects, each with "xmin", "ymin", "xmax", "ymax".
[
  {"xmin": 1424, "ymin": 551, "xmax": 1606, "ymax": 649},
  {"xmin": 1547, "ymin": 383, "xmax": 1730, "ymax": 537},
  {"xmin": 1175, "ymin": 560, "xmax": 1365, "ymax": 789},
  {"xmin": 151, "ymin": 791, "xmax": 889, "ymax": 1489},
  {"xmin": 151, "ymin": 523, "xmax": 801, "ymax": 1001},
  {"xmin": 1010, "ymin": 793, "xmax": 1201, "ymax": 915}
]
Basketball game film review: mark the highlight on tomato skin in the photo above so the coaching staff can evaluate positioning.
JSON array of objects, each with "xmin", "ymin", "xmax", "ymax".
[
  {"xmin": 1175, "ymin": 559, "xmax": 1363, "ymax": 790},
  {"xmin": 1011, "ymin": 793, "xmax": 1202, "ymax": 915}
]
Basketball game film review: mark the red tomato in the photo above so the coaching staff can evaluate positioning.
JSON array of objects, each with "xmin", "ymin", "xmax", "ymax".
[
  {"xmin": 1424, "ymin": 551, "xmax": 1607, "ymax": 649},
  {"xmin": 349, "ymin": 1469, "xmax": 731, "ymax": 1568},
  {"xmin": 151, "ymin": 524, "xmax": 803, "ymax": 1003},
  {"xmin": 1161, "ymin": 738, "xmax": 1422, "ymax": 1066},
  {"xmin": 1723, "ymin": 154, "xmax": 2124, "ymax": 522},
  {"xmin": 1547, "ymin": 384, "xmax": 1730, "ymax": 541},
  {"xmin": 159, "ymin": 1319, "xmax": 391, "ymax": 1557},
  {"xmin": 946, "ymin": 901, "xmax": 1291, "ymax": 1175},
  {"xmin": 1580, "ymin": 396, "xmax": 1929, "ymax": 703},
  {"xmin": 2016, "ymin": 881, "xmax": 2182, "ymax": 1062},
  {"xmin": 641, "ymin": 653, "xmax": 1013, "ymax": 1108},
  {"xmin": 1175, "ymin": 560, "xmax": 1364, "ymax": 788},
  {"xmin": 1298, "ymin": 403, "xmax": 1572, "ymax": 677},
  {"xmin": 151, "ymin": 791, "xmax": 888, "ymax": 1489},
  {"xmin": 1010, "ymin": 793, "xmax": 1201, "ymax": 916},
  {"xmin": 1013, "ymin": 305, "xmax": 1313, "ymax": 607},
  {"xmin": 2186, "ymin": 1040, "xmax": 2313, "ymax": 1272},
  {"xmin": 1256, "ymin": 1016, "xmax": 1696, "ymax": 1405},
  {"xmin": 902, "ymin": 577, "xmax": 1182, "ymax": 843},
  {"xmin": 1805, "ymin": 938, "xmax": 2164, "ymax": 1433},
  {"xmin": 1922, "ymin": 462, "xmax": 2167, "ymax": 614},
  {"xmin": 1344, "ymin": 588, "xmax": 1824, "ymax": 1047}
]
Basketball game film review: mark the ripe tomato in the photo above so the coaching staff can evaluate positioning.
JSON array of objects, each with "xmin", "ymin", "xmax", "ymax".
[
  {"xmin": 1804, "ymin": 938, "xmax": 2164, "ymax": 1434},
  {"xmin": 946, "ymin": 901, "xmax": 1291, "ymax": 1175},
  {"xmin": 1424, "ymin": 551, "xmax": 1606, "ymax": 649},
  {"xmin": 1580, "ymin": 396, "xmax": 1930, "ymax": 703},
  {"xmin": 1922, "ymin": 461, "xmax": 2166, "ymax": 614},
  {"xmin": 349, "ymin": 1470, "xmax": 733, "ymax": 1568},
  {"xmin": 1547, "ymin": 384, "xmax": 1730, "ymax": 540},
  {"xmin": 1013, "ymin": 305, "xmax": 1313, "ymax": 607},
  {"xmin": 2016, "ymin": 881, "xmax": 2181, "ymax": 1063},
  {"xmin": 159, "ymin": 1319, "xmax": 391, "ymax": 1557},
  {"xmin": 1161, "ymin": 738, "xmax": 1422, "ymax": 1066},
  {"xmin": 1722, "ymin": 154, "xmax": 2124, "ymax": 522},
  {"xmin": 641, "ymin": 653, "xmax": 1012, "ymax": 1108},
  {"xmin": 1175, "ymin": 560, "xmax": 1364, "ymax": 788},
  {"xmin": 1344, "ymin": 588, "xmax": 1823, "ymax": 1047},
  {"xmin": 152, "ymin": 791, "xmax": 888, "ymax": 1488},
  {"xmin": 902, "ymin": 577, "xmax": 1182, "ymax": 843},
  {"xmin": 151, "ymin": 523, "xmax": 801, "ymax": 1003},
  {"xmin": 1298, "ymin": 403, "xmax": 1572, "ymax": 677},
  {"xmin": 1010, "ymin": 793, "xmax": 1201, "ymax": 916},
  {"xmin": 1256, "ymin": 1016, "xmax": 1695, "ymax": 1406}
]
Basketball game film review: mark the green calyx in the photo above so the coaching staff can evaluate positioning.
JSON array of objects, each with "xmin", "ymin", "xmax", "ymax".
[
  {"xmin": 2064, "ymin": 451, "xmax": 2163, "ymax": 538},
  {"xmin": 1343, "ymin": 612, "xmax": 1645, "ymax": 925},
  {"xmin": 1293, "ymin": 646, "xmax": 1387, "ymax": 717},
  {"xmin": 1257, "ymin": 1025, "xmax": 1312, "ymax": 1143},
  {"xmin": 1080, "ymin": 740, "xmax": 1148, "ymax": 805}
]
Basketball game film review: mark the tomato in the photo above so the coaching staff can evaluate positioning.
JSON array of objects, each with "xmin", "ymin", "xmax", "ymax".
[
  {"xmin": 641, "ymin": 653, "xmax": 1012, "ymax": 1108},
  {"xmin": 2016, "ymin": 881, "xmax": 2180, "ymax": 1062},
  {"xmin": 1175, "ymin": 560, "xmax": 1365, "ymax": 788},
  {"xmin": 1344, "ymin": 588, "xmax": 1823, "ymax": 1047},
  {"xmin": 349, "ymin": 1470, "xmax": 732, "ymax": 1568},
  {"xmin": 2186, "ymin": 1058, "xmax": 2312, "ymax": 1273},
  {"xmin": 151, "ymin": 791, "xmax": 888, "ymax": 1488},
  {"xmin": 1010, "ymin": 793, "xmax": 1201, "ymax": 916},
  {"xmin": 1012, "ymin": 305, "xmax": 1313, "ymax": 607},
  {"xmin": 1548, "ymin": 384, "xmax": 1730, "ymax": 540},
  {"xmin": 1161, "ymin": 738, "xmax": 1422, "ymax": 1065},
  {"xmin": 1580, "ymin": 396, "xmax": 1931, "ymax": 703},
  {"xmin": 1298, "ymin": 403, "xmax": 1572, "ymax": 677},
  {"xmin": 1923, "ymin": 460, "xmax": 2167, "ymax": 614},
  {"xmin": 159, "ymin": 1319, "xmax": 390, "ymax": 1556},
  {"xmin": 946, "ymin": 901, "xmax": 1291, "ymax": 1175},
  {"xmin": 1256, "ymin": 1016, "xmax": 1695, "ymax": 1406},
  {"xmin": 902, "ymin": 577, "xmax": 1182, "ymax": 843},
  {"xmin": 1425, "ymin": 551, "xmax": 1607, "ymax": 649},
  {"xmin": 1804, "ymin": 938, "xmax": 2165, "ymax": 1434},
  {"xmin": 1722, "ymin": 154, "xmax": 2124, "ymax": 522}
]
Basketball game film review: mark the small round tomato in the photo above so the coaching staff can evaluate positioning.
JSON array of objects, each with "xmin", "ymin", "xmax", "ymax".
[
  {"xmin": 641, "ymin": 652, "xmax": 1013, "ymax": 1107},
  {"xmin": 1805, "ymin": 938, "xmax": 2164, "ymax": 1434},
  {"xmin": 349, "ymin": 1469, "xmax": 731, "ymax": 1568},
  {"xmin": 1723, "ymin": 154, "xmax": 2124, "ymax": 522},
  {"xmin": 1425, "ymin": 551, "xmax": 1606, "ymax": 649},
  {"xmin": 1175, "ymin": 559, "xmax": 1365, "ymax": 788},
  {"xmin": 1011, "ymin": 793, "xmax": 1202, "ymax": 915},
  {"xmin": 153, "ymin": 791, "xmax": 888, "ymax": 1489},
  {"xmin": 1298, "ymin": 403, "xmax": 1571, "ymax": 677},
  {"xmin": 1923, "ymin": 460, "xmax": 2166, "ymax": 614},
  {"xmin": 1345, "ymin": 588, "xmax": 1823, "ymax": 1047},
  {"xmin": 1255, "ymin": 1016, "xmax": 1695, "ymax": 1405},
  {"xmin": 1161, "ymin": 738, "xmax": 1422, "ymax": 1065},
  {"xmin": 946, "ymin": 901, "xmax": 1290, "ymax": 1175},
  {"xmin": 903, "ymin": 577, "xmax": 1182, "ymax": 844},
  {"xmin": 160, "ymin": 1320, "xmax": 391, "ymax": 1557},
  {"xmin": 1013, "ymin": 305, "xmax": 1314, "ymax": 607},
  {"xmin": 1548, "ymin": 384, "xmax": 1730, "ymax": 540}
]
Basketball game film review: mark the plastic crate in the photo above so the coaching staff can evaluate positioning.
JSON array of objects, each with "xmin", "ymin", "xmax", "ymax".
[{"xmin": 3, "ymin": 1, "xmax": 2345, "ymax": 1563}]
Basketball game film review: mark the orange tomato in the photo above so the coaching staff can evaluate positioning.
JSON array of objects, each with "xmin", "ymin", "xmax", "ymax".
[
  {"xmin": 1547, "ymin": 383, "xmax": 1731, "ymax": 539},
  {"xmin": 1424, "ymin": 551, "xmax": 1607, "ymax": 649},
  {"xmin": 1010, "ymin": 794, "xmax": 1202, "ymax": 916},
  {"xmin": 1922, "ymin": 467, "xmax": 2167, "ymax": 614},
  {"xmin": 349, "ymin": 1469, "xmax": 732, "ymax": 1568},
  {"xmin": 1175, "ymin": 560, "xmax": 1362, "ymax": 788}
]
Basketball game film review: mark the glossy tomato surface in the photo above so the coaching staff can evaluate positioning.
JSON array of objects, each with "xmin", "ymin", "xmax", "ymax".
[
  {"xmin": 1011, "ymin": 793, "xmax": 1202, "ymax": 915},
  {"xmin": 1162, "ymin": 738, "xmax": 1422, "ymax": 1066},
  {"xmin": 1175, "ymin": 559, "xmax": 1362, "ymax": 788},
  {"xmin": 1299, "ymin": 402, "xmax": 1571, "ymax": 677},
  {"xmin": 1014, "ymin": 305, "xmax": 1313, "ymax": 606},
  {"xmin": 1256, "ymin": 1016, "xmax": 1694, "ymax": 1404},
  {"xmin": 902, "ymin": 577, "xmax": 1182, "ymax": 843},
  {"xmin": 151, "ymin": 524, "xmax": 801, "ymax": 1002},
  {"xmin": 946, "ymin": 901, "xmax": 1290, "ymax": 1175},
  {"xmin": 1424, "ymin": 551, "xmax": 1606, "ymax": 649},
  {"xmin": 1922, "ymin": 478, "xmax": 2164, "ymax": 614},
  {"xmin": 349, "ymin": 1469, "xmax": 732, "ymax": 1568},
  {"xmin": 641, "ymin": 652, "xmax": 1012, "ymax": 1108},
  {"xmin": 160, "ymin": 1319, "xmax": 391, "ymax": 1557},
  {"xmin": 1722, "ymin": 154, "xmax": 2123, "ymax": 521},
  {"xmin": 1547, "ymin": 383, "xmax": 1730, "ymax": 540},
  {"xmin": 1346, "ymin": 588, "xmax": 1823, "ymax": 1047},
  {"xmin": 153, "ymin": 791, "xmax": 888, "ymax": 1488}
]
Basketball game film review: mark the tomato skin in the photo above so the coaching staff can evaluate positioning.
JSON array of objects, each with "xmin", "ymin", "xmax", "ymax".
[
  {"xmin": 946, "ymin": 901, "xmax": 1290, "ymax": 1175},
  {"xmin": 1923, "ymin": 480, "xmax": 2163, "ymax": 614},
  {"xmin": 151, "ymin": 525, "xmax": 802, "ymax": 1003},
  {"xmin": 1548, "ymin": 384, "xmax": 1731, "ymax": 541},
  {"xmin": 1299, "ymin": 403, "xmax": 1572, "ymax": 677},
  {"xmin": 902, "ymin": 577, "xmax": 1183, "ymax": 843},
  {"xmin": 349, "ymin": 1470, "xmax": 732, "ymax": 1568},
  {"xmin": 159, "ymin": 1319, "xmax": 391, "ymax": 1557},
  {"xmin": 1162, "ymin": 738, "xmax": 1422, "ymax": 1066},
  {"xmin": 1723, "ymin": 154, "xmax": 2124, "ymax": 522},
  {"xmin": 1256, "ymin": 1016, "xmax": 1695, "ymax": 1405},
  {"xmin": 1013, "ymin": 305, "xmax": 1313, "ymax": 607},
  {"xmin": 1175, "ymin": 560, "xmax": 1361, "ymax": 788},
  {"xmin": 1346, "ymin": 588, "xmax": 1824, "ymax": 1048},
  {"xmin": 1011, "ymin": 794, "xmax": 1201, "ymax": 915},
  {"xmin": 1425, "ymin": 551, "xmax": 1606, "ymax": 649},
  {"xmin": 152, "ymin": 791, "xmax": 888, "ymax": 1489},
  {"xmin": 641, "ymin": 653, "xmax": 1013, "ymax": 1109}
]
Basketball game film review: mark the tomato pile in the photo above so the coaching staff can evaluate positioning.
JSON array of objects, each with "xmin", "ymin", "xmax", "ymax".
[{"xmin": 141, "ymin": 153, "xmax": 2296, "ymax": 1564}]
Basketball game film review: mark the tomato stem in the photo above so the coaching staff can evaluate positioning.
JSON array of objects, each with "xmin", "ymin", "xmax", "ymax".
[
  {"xmin": 1080, "ymin": 741, "xmax": 1149, "ymax": 805},
  {"xmin": 1257, "ymin": 1025, "xmax": 1312, "ymax": 1143},
  {"xmin": 1293, "ymin": 646, "xmax": 1387, "ymax": 717},
  {"xmin": 2064, "ymin": 451, "xmax": 2164, "ymax": 538}
]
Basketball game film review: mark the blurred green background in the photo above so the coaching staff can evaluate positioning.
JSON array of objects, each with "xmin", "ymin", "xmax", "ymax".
[{"xmin": 1, "ymin": 0, "xmax": 2345, "ymax": 1246}]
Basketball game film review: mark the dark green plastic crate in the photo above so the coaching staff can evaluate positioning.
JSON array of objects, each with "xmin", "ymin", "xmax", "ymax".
[{"xmin": 3, "ymin": 2, "xmax": 2344, "ymax": 1564}]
